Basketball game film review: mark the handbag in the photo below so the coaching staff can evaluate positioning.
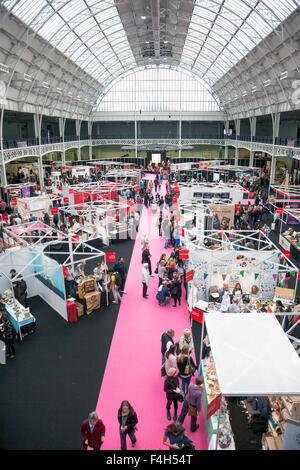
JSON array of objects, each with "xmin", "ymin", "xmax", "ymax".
[
  {"xmin": 177, "ymin": 389, "xmax": 185, "ymax": 402},
  {"xmin": 184, "ymin": 356, "xmax": 190, "ymax": 375},
  {"xmin": 161, "ymin": 363, "xmax": 166, "ymax": 377},
  {"xmin": 188, "ymin": 404, "xmax": 198, "ymax": 417}
]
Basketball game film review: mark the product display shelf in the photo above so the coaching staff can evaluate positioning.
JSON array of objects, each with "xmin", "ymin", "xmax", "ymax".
[{"xmin": 201, "ymin": 359, "xmax": 235, "ymax": 450}]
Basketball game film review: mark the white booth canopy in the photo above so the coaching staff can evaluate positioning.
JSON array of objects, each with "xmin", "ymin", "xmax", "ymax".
[{"xmin": 204, "ymin": 313, "xmax": 300, "ymax": 397}]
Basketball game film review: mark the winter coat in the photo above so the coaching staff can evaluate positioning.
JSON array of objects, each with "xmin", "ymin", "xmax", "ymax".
[
  {"xmin": 164, "ymin": 375, "xmax": 180, "ymax": 400},
  {"xmin": 118, "ymin": 411, "xmax": 138, "ymax": 434}
]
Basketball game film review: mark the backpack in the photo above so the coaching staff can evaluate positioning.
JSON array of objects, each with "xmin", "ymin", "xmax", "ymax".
[{"xmin": 114, "ymin": 272, "xmax": 122, "ymax": 287}]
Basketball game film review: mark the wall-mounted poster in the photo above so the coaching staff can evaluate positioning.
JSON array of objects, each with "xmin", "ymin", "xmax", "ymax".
[{"xmin": 210, "ymin": 204, "xmax": 235, "ymax": 230}]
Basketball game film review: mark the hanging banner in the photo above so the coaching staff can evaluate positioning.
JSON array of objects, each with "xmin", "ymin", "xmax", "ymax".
[
  {"xmin": 222, "ymin": 274, "xmax": 227, "ymax": 281},
  {"xmin": 191, "ymin": 307, "xmax": 203, "ymax": 324},
  {"xmin": 105, "ymin": 252, "xmax": 116, "ymax": 262},
  {"xmin": 206, "ymin": 393, "xmax": 222, "ymax": 420},
  {"xmin": 185, "ymin": 270, "xmax": 193, "ymax": 283},
  {"xmin": 254, "ymin": 273, "xmax": 259, "ymax": 280}
]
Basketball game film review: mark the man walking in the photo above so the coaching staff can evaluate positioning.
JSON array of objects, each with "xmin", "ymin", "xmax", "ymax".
[
  {"xmin": 178, "ymin": 377, "xmax": 204, "ymax": 432},
  {"xmin": 141, "ymin": 263, "xmax": 150, "ymax": 298},
  {"xmin": 80, "ymin": 411, "xmax": 106, "ymax": 450}
]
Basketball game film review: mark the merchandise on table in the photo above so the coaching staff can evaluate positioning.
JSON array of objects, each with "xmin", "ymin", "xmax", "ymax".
[
  {"xmin": 2, "ymin": 295, "xmax": 36, "ymax": 338},
  {"xmin": 201, "ymin": 356, "xmax": 235, "ymax": 450}
]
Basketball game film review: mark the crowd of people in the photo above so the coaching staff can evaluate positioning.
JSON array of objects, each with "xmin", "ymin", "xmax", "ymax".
[{"xmin": 80, "ymin": 326, "xmax": 201, "ymax": 451}]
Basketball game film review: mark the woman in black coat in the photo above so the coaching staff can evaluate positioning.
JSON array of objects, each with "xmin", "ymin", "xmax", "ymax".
[
  {"xmin": 117, "ymin": 400, "xmax": 138, "ymax": 450},
  {"xmin": 164, "ymin": 368, "xmax": 180, "ymax": 421},
  {"xmin": 170, "ymin": 273, "xmax": 182, "ymax": 307}
]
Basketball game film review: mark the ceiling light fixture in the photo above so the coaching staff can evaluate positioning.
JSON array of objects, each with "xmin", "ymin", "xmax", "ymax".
[{"xmin": 141, "ymin": 15, "xmax": 146, "ymax": 20}]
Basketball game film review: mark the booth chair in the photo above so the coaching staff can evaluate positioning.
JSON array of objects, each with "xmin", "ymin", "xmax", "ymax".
[{"xmin": 208, "ymin": 285, "xmax": 221, "ymax": 302}]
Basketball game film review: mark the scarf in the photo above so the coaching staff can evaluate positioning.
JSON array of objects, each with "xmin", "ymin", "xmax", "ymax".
[{"xmin": 121, "ymin": 410, "xmax": 129, "ymax": 427}]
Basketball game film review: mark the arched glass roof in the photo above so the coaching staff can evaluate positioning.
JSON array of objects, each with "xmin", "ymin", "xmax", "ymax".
[
  {"xmin": 2, "ymin": 0, "xmax": 299, "ymax": 90},
  {"xmin": 97, "ymin": 66, "xmax": 221, "ymax": 112}
]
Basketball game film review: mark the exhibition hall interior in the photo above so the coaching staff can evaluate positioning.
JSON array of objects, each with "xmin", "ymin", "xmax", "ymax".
[{"xmin": 0, "ymin": 0, "xmax": 300, "ymax": 452}]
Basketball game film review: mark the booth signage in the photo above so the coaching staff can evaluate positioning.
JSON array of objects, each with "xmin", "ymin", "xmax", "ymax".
[
  {"xmin": 179, "ymin": 249, "xmax": 189, "ymax": 259},
  {"xmin": 172, "ymin": 203, "xmax": 178, "ymax": 210},
  {"xmin": 206, "ymin": 393, "xmax": 222, "ymax": 420},
  {"xmin": 235, "ymin": 204, "xmax": 241, "ymax": 211},
  {"xmin": 185, "ymin": 270, "xmax": 193, "ymax": 283},
  {"xmin": 105, "ymin": 252, "xmax": 116, "ymax": 262},
  {"xmin": 69, "ymin": 189, "xmax": 74, "ymax": 194},
  {"xmin": 11, "ymin": 199, "xmax": 17, "ymax": 206},
  {"xmin": 178, "ymin": 228, "xmax": 184, "ymax": 237},
  {"xmin": 63, "ymin": 197, "xmax": 69, "ymax": 203},
  {"xmin": 249, "ymin": 192, "xmax": 254, "ymax": 198},
  {"xmin": 2, "ymin": 213, "xmax": 8, "ymax": 221},
  {"xmin": 191, "ymin": 307, "xmax": 203, "ymax": 324},
  {"xmin": 52, "ymin": 207, "xmax": 58, "ymax": 214},
  {"xmin": 136, "ymin": 186, "xmax": 141, "ymax": 191},
  {"xmin": 57, "ymin": 185, "xmax": 62, "ymax": 191},
  {"xmin": 277, "ymin": 208, "xmax": 283, "ymax": 214},
  {"xmin": 72, "ymin": 234, "xmax": 79, "ymax": 242},
  {"xmin": 281, "ymin": 250, "xmax": 291, "ymax": 259}
]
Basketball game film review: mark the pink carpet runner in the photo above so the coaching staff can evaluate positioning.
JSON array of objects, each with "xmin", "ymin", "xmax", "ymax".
[{"xmin": 95, "ymin": 175, "xmax": 207, "ymax": 450}]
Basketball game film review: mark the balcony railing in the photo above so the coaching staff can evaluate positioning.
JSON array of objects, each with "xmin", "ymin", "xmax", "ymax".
[{"xmin": 2, "ymin": 134, "xmax": 300, "ymax": 150}]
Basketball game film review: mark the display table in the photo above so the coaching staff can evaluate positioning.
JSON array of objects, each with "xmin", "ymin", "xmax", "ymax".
[
  {"xmin": 66, "ymin": 301, "xmax": 77, "ymax": 322},
  {"xmin": 4, "ymin": 299, "xmax": 36, "ymax": 340},
  {"xmin": 201, "ymin": 359, "xmax": 235, "ymax": 450}
]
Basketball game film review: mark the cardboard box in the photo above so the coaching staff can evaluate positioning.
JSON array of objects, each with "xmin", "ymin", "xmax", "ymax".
[
  {"xmin": 291, "ymin": 401, "xmax": 300, "ymax": 421},
  {"xmin": 76, "ymin": 302, "xmax": 84, "ymax": 317},
  {"xmin": 85, "ymin": 292, "xmax": 101, "ymax": 315},
  {"xmin": 263, "ymin": 435, "xmax": 283, "ymax": 450}
]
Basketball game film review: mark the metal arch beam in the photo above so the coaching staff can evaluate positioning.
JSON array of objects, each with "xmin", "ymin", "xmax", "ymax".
[{"xmin": 0, "ymin": 8, "xmax": 100, "ymax": 119}]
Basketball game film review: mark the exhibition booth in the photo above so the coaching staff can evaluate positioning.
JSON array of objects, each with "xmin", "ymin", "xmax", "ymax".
[
  {"xmin": 2, "ymin": 221, "xmax": 66, "ymax": 249},
  {"xmin": 184, "ymin": 230, "xmax": 299, "ymax": 309},
  {"xmin": 177, "ymin": 182, "xmax": 245, "ymax": 205},
  {"xmin": 60, "ymin": 181, "xmax": 131, "ymax": 205},
  {"xmin": 16, "ymin": 194, "xmax": 54, "ymax": 221},
  {"xmin": 0, "ymin": 236, "xmax": 106, "ymax": 324},
  {"xmin": 199, "ymin": 313, "xmax": 300, "ymax": 450},
  {"xmin": 60, "ymin": 198, "xmax": 135, "ymax": 243}
]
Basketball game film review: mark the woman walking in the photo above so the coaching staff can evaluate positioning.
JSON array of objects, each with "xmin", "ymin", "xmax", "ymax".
[
  {"xmin": 177, "ymin": 346, "xmax": 196, "ymax": 395},
  {"xmin": 117, "ymin": 400, "xmax": 138, "ymax": 450}
]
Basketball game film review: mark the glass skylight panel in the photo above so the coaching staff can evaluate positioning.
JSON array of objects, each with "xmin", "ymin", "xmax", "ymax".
[{"xmin": 39, "ymin": 15, "xmax": 65, "ymax": 40}]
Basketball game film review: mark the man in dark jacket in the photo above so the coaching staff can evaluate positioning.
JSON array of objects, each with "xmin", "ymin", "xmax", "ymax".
[
  {"xmin": 161, "ymin": 329, "xmax": 175, "ymax": 365},
  {"xmin": 80, "ymin": 411, "xmax": 105, "ymax": 450},
  {"xmin": 113, "ymin": 257, "xmax": 127, "ymax": 294},
  {"xmin": 17, "ymin": 276, "xmax": 27, "ymax": 307}
]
